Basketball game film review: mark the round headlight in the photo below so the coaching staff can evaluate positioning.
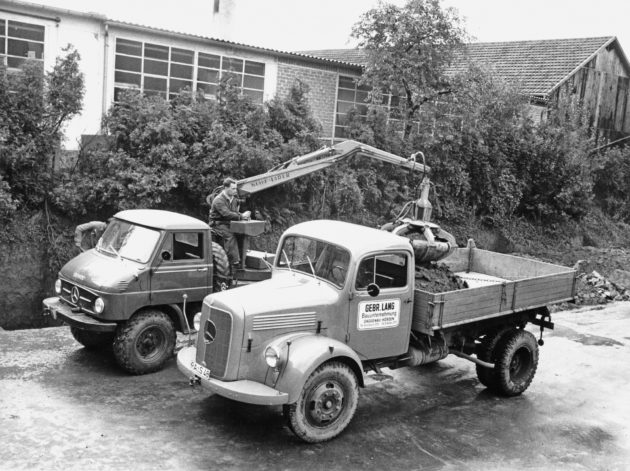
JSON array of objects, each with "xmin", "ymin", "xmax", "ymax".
[
  {"xmin": 265, "ymin": 346, "xmax": 281, "ymax": 368},
  {"xmin": 94, "ymin": 297, "xmax": 105, "ymax": 314},
  {"xmin": 54, "ymin": 279, "xmax": 62, "ymax": 295},
  {"xmin": 193, "ymin": 312, "xmax": 202, "ymax": 331}
]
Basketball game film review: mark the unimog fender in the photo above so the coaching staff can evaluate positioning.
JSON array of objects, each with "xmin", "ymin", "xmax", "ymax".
[{"xmin": 269, "ymin": 333, "xmax": 365, "ymax": 403}]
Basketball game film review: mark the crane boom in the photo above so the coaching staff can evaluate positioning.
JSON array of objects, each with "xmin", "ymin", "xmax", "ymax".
[{"xmin": 236, "ymin": 140, "xmax": 429, "ymax": 197}]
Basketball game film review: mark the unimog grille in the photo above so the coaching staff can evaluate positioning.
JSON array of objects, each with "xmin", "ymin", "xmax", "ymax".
[
  {"xmin": 59, "ymin": 279, "xmax": 98, "ymax": 314},
  {"xmin": 202, "ymin": 307, "xmax": 233, "ymax": 378}
]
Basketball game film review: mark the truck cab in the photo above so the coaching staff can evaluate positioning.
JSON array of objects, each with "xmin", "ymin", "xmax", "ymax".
[{"xmin": 44, "ymin": 209, "xmax": 229, "ymax": 374}]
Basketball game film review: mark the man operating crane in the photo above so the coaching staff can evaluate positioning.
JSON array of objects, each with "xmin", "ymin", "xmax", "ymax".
[{"xmin": 208, "ymin": 177, "xmax": 251, "ymax": 268}]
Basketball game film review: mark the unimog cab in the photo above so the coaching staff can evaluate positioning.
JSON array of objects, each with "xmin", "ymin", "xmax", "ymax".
[{"xmin": 43, "ymin": 209, "xmax": 233, "ymax": 374}]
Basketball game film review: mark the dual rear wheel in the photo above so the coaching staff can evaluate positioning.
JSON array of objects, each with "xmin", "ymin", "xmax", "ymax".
[{"xmin": 476, "ymin": 328, "xmax": 539, "ymax": 396}]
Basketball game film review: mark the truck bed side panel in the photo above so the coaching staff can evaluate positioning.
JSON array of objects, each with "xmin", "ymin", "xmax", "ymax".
[{"xmin": 412, "ymin": 248, "xmax": 576, "ymax": 334}]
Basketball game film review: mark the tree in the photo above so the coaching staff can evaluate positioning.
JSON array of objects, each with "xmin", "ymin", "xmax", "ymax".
[
  {"xmin": 352, "ymin": 0, "xmax": 467, "ymax": 139},
  {"xmin": 0, "ymin": 45, "xmax": 84, "ymax": 211}
]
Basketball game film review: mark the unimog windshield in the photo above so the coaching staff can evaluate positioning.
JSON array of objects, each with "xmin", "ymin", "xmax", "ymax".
[
  {"xmin": 277, "ymin": 235, "xmax": 351, "ymax": 288},
  {"xmin": 96, "ymin": 219, "xmax": 161, "ymax": 263}
]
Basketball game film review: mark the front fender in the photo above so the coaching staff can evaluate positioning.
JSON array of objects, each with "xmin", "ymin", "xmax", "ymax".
[{"xmin": 273, "ymin": 335, "xmax": 364, "ymax": 403}]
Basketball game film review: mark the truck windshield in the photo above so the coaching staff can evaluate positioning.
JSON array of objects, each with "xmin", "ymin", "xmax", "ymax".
[
  {"xmin": 96, "ymin": 220, "xmax": 160, "ymax": 263},
  {"xmin": 278, "ymin": 235, "xmax": 350, "ymax": 288}
]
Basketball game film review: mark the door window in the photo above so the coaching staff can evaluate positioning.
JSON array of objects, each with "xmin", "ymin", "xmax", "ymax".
[
  {"xmin": 173, "ymin": 232, "xmax": 204, "ymax": 260},
  {"xmin": 356, "ymin": 253, "xmax": 408, "ymax": 290}
]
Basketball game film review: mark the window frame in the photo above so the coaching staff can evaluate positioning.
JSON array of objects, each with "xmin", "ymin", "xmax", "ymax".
[
  {"xmin": 113, "ymin": 36, "xmax": 266, "ymax": 104},
  {"xmin": 0, "ymin": 18, "xmax": 45, "ymax": 70},
  {"xmin": 354, "ymin": 252, "xmax": 409, "ymax": 291}
]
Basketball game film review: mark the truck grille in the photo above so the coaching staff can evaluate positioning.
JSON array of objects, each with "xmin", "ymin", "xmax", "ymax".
[
  {"xmin": 59, "ymin": 279, "xmax": 98, "ymax": 314},
  {"xmin": 203, "ymin": 307, "xmax": 232, "ymax": 378}
]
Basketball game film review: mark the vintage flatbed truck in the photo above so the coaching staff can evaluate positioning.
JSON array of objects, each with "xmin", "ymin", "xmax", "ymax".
[{"xmin": 177, "ymin": 219, "xmax": 576, "ymax": 443}]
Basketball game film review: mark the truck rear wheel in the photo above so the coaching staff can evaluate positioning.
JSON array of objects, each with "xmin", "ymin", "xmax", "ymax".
[
  {"xmin": 70, "ymin": 327, "xmax": 114, "ymax": 350},
  {"xmin": 490, "ymin": 329, "xmax": 539, "ymax": 396},
  {"xmin": 211, "ymin": 242, "xmax": 231, "ymax": 291},
  {"xmin": 286, "ymin": 361, "xmax": 359, "ymax": 443},
  {"xmin": 476, "ymin": 327, "xmax": 511, "ymax": 388},
  {"xmin": 113, "ymin": 310, "xmax": 176, "ymax": 375}
]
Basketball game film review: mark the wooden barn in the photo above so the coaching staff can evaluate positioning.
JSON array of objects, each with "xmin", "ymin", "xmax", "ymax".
[{"xmin": 305, "ymin": 37, "xmax": 630, "ymax": 143}]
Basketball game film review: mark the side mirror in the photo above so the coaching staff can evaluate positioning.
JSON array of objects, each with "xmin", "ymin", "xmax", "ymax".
[
  {"xmin": 161, "ymin": 250, "xmax": 172, "ymax": 261},
  {"xmin": 367, "ymin": 283, "xmax": 380, "ymax": 297}
]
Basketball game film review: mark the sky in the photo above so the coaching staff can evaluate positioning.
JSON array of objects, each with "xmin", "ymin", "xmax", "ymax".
[{"xmin": 25, "ymin": 0, "xmax": 630, "ymax": 54}]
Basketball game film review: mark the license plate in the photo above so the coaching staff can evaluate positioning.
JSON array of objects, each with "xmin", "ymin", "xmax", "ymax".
[{"xmin": 190, "ymin": 361, "xmax": 211, "ymax": 380}]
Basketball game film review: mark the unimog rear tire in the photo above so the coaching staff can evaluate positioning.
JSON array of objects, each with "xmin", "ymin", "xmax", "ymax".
[
  {"xmin": 70, "ymin": 327, "xmax": 114, "ymax": 350},
  {"xmin": 286, "ymin": 361, "xmax": 359, "ymax": 443},
  {"xmin": 211, "ymin": 242, "xmax": 231, "ymax": 292},
  {"xmin": 489, "ymin": 329, "xmax": 539, "ymax": 396},
  {"xmin": 113, "ymin": 310, "xmax": 176, "ymax": 375}
]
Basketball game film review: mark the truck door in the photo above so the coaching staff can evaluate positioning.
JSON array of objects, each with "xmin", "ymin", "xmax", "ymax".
[
  {"xmin": 347, "ymin": 251, "xmax": 414, "ymax": 360},
  {"xmin": 150, "ymin": 231, "xmax": 210, "ymax": 304}
]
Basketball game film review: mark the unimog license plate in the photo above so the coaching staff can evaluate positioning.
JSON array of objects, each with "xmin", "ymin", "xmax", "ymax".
[{"xmin": 190, "ymin": 361, "xmax": 211, "ymax": 380}]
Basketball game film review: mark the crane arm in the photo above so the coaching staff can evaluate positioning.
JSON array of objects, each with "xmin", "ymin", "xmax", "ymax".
[{"xmin": 236, "ymin": 140, "xmax": 429, "ymax": 197}]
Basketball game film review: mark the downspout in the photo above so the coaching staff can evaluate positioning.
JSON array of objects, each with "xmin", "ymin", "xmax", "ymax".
[{"xmin": 101, "ymin": 23, "xmax": 109, "ymax": 119}]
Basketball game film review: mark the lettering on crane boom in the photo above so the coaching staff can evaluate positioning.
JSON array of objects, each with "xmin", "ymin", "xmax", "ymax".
[
  {"xmin": 357, "ymin": 299, "xmax": 400, "ymax": 330},
  {"xmin": 249, "ymin": 171, "xmax": 293, "ymax": 188}
]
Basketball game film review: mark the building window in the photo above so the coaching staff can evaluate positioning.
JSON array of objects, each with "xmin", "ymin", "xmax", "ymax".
[
  {"xmin": 114, "ymin": 37, "xmax": 265, "ymax": 104},
  {"xmin": 335, "ymin": 75, "xmax": 404, "ymax": 138},
  {"xmin": 0, "ymin": 18, "xmax": 45, "ymax": 69},
  {"xmin": 197, "ymin": 52, "xmax": 265, "ymax": 103},
  {"xmin": 335, "ymin": 76, "xmax": 370, "ymax": 138}
]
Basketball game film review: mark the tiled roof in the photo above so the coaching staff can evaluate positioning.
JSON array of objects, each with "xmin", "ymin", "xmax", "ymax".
[
  {"xmin": 300, "ymin": 37, "xmax": 621, "ymax": 96},
  {"xmin": 298, "ymin": 49, "xmax": 369, "ymax": 67}
]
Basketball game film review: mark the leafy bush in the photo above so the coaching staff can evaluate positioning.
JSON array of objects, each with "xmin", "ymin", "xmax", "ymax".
[
  {"xmin": 53, "ymin": 79, "xmax": 325, "ymax": 226},
  {"xmin": 341, "ymin": 63, "xmax": 599, "ymax": 225},
  {"xmin": 592, "ymin": 145, "xmax": 630, "ymax": 222}
]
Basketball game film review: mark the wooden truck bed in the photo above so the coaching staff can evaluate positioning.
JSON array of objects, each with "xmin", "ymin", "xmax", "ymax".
[{"xmin": 411, "ymin": 244, "xmax": 576, "ymax": 335}]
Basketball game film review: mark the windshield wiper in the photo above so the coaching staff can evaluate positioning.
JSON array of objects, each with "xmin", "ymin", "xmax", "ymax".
[
  {"xmin": 306, "ymin": 255, "xmax": 317, "ymax": 278},
  {"xmin": 99, "ymin": 241, "xmax": 122, "ymax": 260},
  {"xmin": 282, "ymin": 250, "xmax": 293, "ymax": 272}
]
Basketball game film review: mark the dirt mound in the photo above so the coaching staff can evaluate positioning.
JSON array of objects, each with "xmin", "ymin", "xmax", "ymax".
[{"xmin": 414, "ymin": 264, "xmax": 468, "ymax": 293}]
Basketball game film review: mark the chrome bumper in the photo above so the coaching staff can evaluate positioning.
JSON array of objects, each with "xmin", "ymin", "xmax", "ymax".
[
  {"xmin": 177, "ymin": 346, "xmax": 289, "ymax": 406},
  {"xmin": 42, "ymin": 297, "xmax": 117, "ymax": 332}
]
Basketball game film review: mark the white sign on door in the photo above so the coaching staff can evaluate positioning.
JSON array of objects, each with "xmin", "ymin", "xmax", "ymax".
[{"xmin": 357, "ymin": 299, "xmax": 400, "ymax": 330}]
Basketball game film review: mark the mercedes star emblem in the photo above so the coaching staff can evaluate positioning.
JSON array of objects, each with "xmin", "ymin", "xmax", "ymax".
[
  {"xmin": 204, "ymin": 320, "xmax": 217, "ymax": 344},
  {"xmin": 70, "ymin": 286, "xmax": 80, "ymax": 304}
]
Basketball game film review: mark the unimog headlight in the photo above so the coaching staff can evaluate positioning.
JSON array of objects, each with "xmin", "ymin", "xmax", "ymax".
[
  {"xmin": 193, "ymin": 312, "xmax": 202, "ymax": 331},
  {"xmin": 265, "ymin": 346, "xmax": 282, "ymax": 368},
  {"xmin": 94, "ymin": 297, "xmax": 105, "ymax": 314},
  {"xmin": 54, "ymin": 279, "xmax": 62, "ymax": 295}
]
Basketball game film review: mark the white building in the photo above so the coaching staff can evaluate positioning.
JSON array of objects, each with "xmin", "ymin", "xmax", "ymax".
[{"xmin": 0, "ymin": 0, "xmax": 361, "ymax": 149}]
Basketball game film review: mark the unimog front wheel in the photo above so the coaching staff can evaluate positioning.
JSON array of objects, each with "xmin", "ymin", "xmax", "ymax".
[
  {"xmin": 286, "ymin": 361, "xmax": 359, "ymax": 443},
  {"xmin": 70, "ymin": 327, "xmax": 114, "ymax": 350},
  {"xmin": 113, "ymin": 310, "xmax": 176, "ymax": 375},
  {"xmin": 488, "ymin": 329, "xmax": 539, "ymax": 396},
  {"xmin": 211, "ymin": 241, "xmax": 231, "ymax": 291}
]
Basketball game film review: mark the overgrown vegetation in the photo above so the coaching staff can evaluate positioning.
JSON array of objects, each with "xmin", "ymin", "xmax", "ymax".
[{"xmin": 1, "ymin": 2, "xmax": 629, "ymax": 281}]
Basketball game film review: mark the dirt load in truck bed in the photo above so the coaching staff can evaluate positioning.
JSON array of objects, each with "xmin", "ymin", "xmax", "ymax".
[{"xmin": 414, "ymin": 264, "xmax": 468, "ymax": 292}]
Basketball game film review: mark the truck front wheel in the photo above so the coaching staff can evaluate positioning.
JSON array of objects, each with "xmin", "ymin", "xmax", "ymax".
[
  {"xmin": 113, "ymin": 310, "xmax": 176, "ymax": 375},
  {"xmin": 70, "ymin": 327, "xmax": 114, "ymax": 350},
  {"xmin": 286, "ymin": 361, "xmax": 359, "ymax": 443},
  {"xmin": 490, "ymin": 329, "xmax": 539, "ymax": 396}
]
